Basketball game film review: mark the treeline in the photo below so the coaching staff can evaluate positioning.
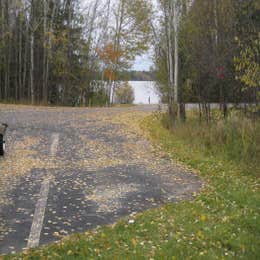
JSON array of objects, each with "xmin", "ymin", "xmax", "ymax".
[
  {"xmin": 0, "ymin": 0, "xmax": 85, "ymax": 105},
  {"xmin": 153, "ymin": 0, "xmax": 260, "ymax": 120},
  {"xmin": 2, "ymin": 0, "xmax": 258, "ymax": 111},
  {"xmin": 0, "ymin": 0, "xmax": 151, "ymax": 106},
  {"xmin": 117, "ymin": 70, "xmax": 155, "ymax": 81}
]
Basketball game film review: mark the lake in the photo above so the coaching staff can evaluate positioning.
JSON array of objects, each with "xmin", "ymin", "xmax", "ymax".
[{"xmin": 129, "ymin": 81, "xmax": 160, "ymax": 104}]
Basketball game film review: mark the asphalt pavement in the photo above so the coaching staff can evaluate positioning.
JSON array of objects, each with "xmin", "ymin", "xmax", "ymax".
[{"xmin": 0, "ymin": 105, "xmax": 201, "ymax": 255}]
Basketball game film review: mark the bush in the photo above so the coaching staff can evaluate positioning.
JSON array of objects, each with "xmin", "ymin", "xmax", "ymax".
[{"xmin": 115, "ymin": 82, "xmax": 134, "ymax": 104}]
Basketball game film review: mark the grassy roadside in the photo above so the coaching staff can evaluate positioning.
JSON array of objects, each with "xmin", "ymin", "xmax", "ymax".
[
  {"xmin": 5, "ymin": 113, "xmax": 260, "ymax": 259},
  {"xmin": 140, "ymin": 113, "xmax": 260, "ymax": 258}
]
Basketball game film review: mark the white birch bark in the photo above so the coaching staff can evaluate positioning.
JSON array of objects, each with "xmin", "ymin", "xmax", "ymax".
[
  {"xmin": 173, "ymin": 0, "xmax": 178, "ymax": 104},
  {"xmin": 162, "ymin": 0, "xmax": 174, "ymax": 108}
]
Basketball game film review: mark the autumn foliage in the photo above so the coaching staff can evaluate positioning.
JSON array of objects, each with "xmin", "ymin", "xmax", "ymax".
[
  {"xmin": 97, "ymin": 43, "xmax": 122, "ymax": 64},
  {"xmin": 97, "ymin": 43, "xmax": 124, "ymax": 82}
]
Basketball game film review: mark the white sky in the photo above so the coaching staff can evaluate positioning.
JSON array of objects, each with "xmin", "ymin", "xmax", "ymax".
[
  {"xmin": 131, "ymin": 53, "xmax": 153, "ymax": 71},
  {"xmin": 81, "ymin": 0, "xmax": 155, "ymax": 72}
]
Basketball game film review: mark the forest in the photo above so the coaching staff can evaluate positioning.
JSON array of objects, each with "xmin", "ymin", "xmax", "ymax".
[
  {"xmin": 153, "ymin": 0, "xmax": 259, "ymax": 121},
  {"xmin": 0, "ymin": 0, "xmax": 151, "ymax": 106},
  {"xmin": 0, "ymin": 0, "xmax": 259, "ymax": 111}
]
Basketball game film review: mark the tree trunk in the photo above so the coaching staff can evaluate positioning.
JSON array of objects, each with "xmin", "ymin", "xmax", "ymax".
[
  {"xmin": 23, "ymin": 23, "xmax": 28, "ymax": 100},
  {"xmin": 111, "ymin": 0, "xmax": 124, "ymax": 106},
  {"xmin": 18, "ymin": 12, "xmax": 23, "ymax": 100},
  {"xmin": 166, "ymin": 2, "xmax": 177, "ymax": 122},
  {"xmin": 4, "ymin": 0, "xmax": 10, "ymax": 101},
  {"xmin": 42, "ymin": 0, "xmax": 48, "ymax": 104},
  {"xmin": 30, "ymin": 33, "xmax": 35, "ymax": 105},
  {"xmin": 173, "ymin": 0, "xmax": 178, "ymax": 105},
  {"xmin": 179, "ymin": 103, "xmax": 186, "ymax": 122},
  {"xmin": 5, "ymin": 35, "xmax": 11, "ymax": 101},
  {"xmin": 45, "ymin": 1, "xmax": 57, "ymax": 105}
]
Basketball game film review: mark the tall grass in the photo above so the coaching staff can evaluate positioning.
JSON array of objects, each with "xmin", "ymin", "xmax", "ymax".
[{"xmin": 160, "ymin": 110, "xmax": 260, "ymax": 171}]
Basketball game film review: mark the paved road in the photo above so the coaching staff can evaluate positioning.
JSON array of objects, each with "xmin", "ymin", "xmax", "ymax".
[{"xmin": 0, "ymin": 105, "xmax": 201, "ymax": 255}]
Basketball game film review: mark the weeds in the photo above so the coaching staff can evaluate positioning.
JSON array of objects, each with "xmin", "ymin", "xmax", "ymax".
[{"xmin": 160, "ymin": 111, "xmax": 260, "ymax": 170}]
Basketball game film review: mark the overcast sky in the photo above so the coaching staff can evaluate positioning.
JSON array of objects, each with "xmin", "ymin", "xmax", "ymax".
[
  {"xmin": 131, "ymin": 52, "xmax": 153, "ymax": 71},
  {"xmin": 81, "ymin": 0, "xmax": 155, "ymax": 72}
]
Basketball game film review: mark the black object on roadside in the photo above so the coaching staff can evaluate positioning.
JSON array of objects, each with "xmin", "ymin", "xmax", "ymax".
[{"xmin": 0, "ymin": 123, "xmax": 8, "ymax": 156}]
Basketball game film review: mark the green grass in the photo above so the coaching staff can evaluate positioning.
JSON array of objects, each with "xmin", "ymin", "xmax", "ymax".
[
  {"xmin": 160, "ymin": 110, "xmax": 259, "ymax": 169},
  {"xmin": 5, "ymin": 113, "xmax": 260, "ymax": 259}
]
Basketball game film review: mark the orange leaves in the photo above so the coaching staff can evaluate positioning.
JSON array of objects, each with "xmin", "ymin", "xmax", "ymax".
[
  {"xmin": 97, "ymin": 42, "xmax": 122, "ymax": 64},
  {"xmin": 97, "ymin": 42, "xmax": 124, "ymax": 81},
  {"xmin": 104, "ymin": 69, "xmax": 116, "ymax": 81}
]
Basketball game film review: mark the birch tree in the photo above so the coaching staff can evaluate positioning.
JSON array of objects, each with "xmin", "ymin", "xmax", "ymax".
[
  {"xmin": 157, "ymin": 0, "xmax": 182, "ymax": 121},
  {"xmin": 106, "ymin": 0, "xmax": 152, "ymax": 104},
  {"xmin": 154, "ymin": 0, "xmax": 259, "ymax": 121}
]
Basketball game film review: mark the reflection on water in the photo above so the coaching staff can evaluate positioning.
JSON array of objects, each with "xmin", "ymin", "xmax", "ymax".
[{"xmin": 129, "ymin": 81, "xmax": 160, "ymax": 104}]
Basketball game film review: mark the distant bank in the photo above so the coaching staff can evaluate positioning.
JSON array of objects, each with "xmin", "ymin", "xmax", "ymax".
[{"xmin": 118, "ymin": 71, "xmax": 155, "ymax": 81}]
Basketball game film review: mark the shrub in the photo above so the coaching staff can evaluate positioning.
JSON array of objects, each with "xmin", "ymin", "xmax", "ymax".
[{"xmin": 115, "ymin": 82, "xmax": 134, "ymax": 104}]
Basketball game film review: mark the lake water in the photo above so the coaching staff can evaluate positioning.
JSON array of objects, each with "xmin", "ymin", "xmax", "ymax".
[{"xmin": 129, "ymin": 81, "xmax": 160, "ymax": 104}]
